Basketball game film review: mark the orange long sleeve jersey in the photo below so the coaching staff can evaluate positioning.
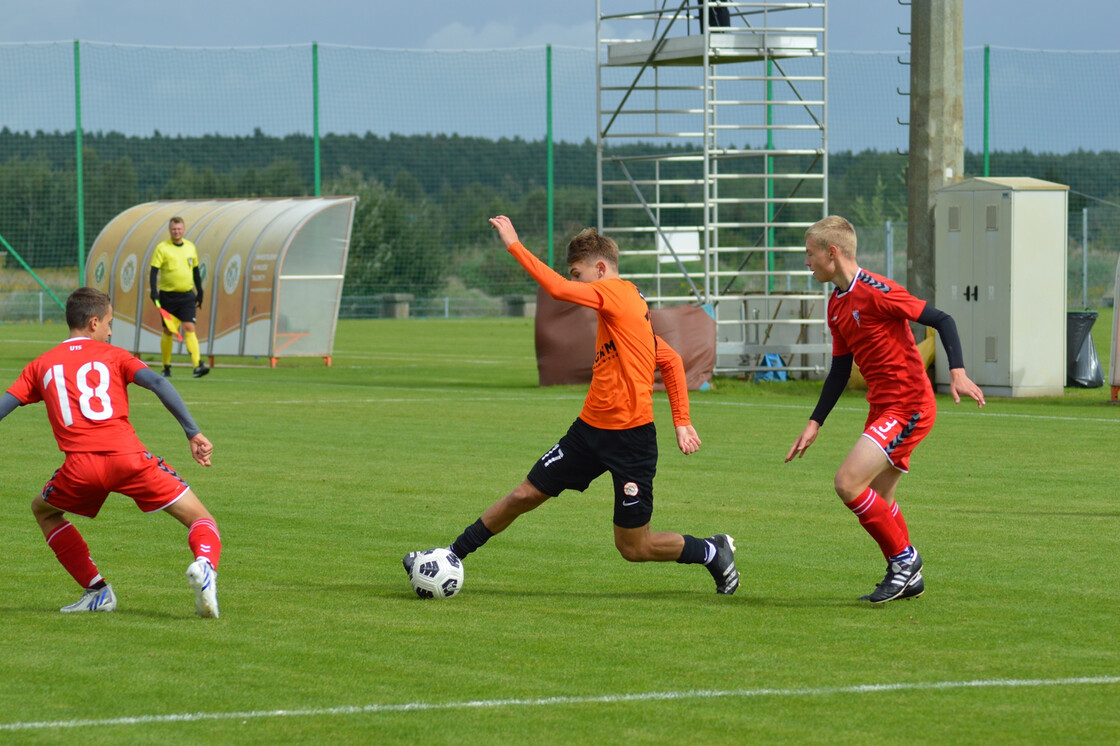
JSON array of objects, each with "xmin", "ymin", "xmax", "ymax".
[{"xmin": 508, "ymin": 241, "xmax": 691, "ymax": 430}]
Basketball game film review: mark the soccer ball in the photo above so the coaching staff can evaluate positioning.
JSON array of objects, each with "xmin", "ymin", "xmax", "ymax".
[{"xmin": 409, "ymin": 548, "xmax": 464, "ymax": 599}]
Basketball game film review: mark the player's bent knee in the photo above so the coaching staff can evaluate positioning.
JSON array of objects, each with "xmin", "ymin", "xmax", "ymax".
[
  {"xmin": 613, "ymin": 538, "xmax": 649, "ymax": 563},
  {"xmin": 31, "ymin": 495, "xmax": 57, "ymax": 518},
  {"xmin": 833, "ymin": 472, "xmax": 865, "ymax": 502},
  {"xmin": 615, "ymin": 545, "xmax": 643, "ymax": 562},
  {"xmin": 31, "ymin": 496, "xmax": 66, "ymax": 533},
  {"xmin": 507, "ymin": 482, "xmax": 549, "ymax": 513}
]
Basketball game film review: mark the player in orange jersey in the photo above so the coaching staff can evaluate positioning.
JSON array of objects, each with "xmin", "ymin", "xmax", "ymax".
[
  {"xmin": 405, "ymin": 216, "xmax": 738, "ymax": 594},
  {"xmin": 785, "ymin": 215, "xmax": 985, "ymax": 603},
  {"xmin": 0, "ymin": 287, "xmax": 222, "ymax": 617}
]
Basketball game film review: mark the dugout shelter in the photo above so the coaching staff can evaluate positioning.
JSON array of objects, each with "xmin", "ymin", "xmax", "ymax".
[{"xmin": 86, "ymin": 197, "xmax": 357, "ymax": 367}]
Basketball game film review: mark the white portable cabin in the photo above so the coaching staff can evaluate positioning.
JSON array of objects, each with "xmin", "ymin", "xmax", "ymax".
[
  {"xmin": 86, "ymin": 197, "xmax": 357, "ymax": 367},
  {"xmin": 934, "ymin": 177, "xmax": 1068, "ymax": 397}
]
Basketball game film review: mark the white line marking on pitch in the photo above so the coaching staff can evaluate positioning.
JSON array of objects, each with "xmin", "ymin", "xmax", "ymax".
[
  {"xmin": 695, "ymin": 399, "xmax": 1120, "ymax": 424},
  {"xmin": 2, "ymin": 676, "xmax": 1117, "ymax": 732},
  {"xmin": 124, "ymin": 392, "xmax": 1120, "ymax": 425}
]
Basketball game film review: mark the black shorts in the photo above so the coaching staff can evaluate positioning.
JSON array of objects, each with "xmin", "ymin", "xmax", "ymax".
[
  {"xmin": 158, "ymin": 290, "xmax": 197, "ymax": 324},
  {"xmin": 526, "ymin": 417, "xmax": 658, "ymax": 529}
]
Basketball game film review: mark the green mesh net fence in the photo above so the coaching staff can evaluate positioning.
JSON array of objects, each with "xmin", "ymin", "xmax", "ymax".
[{"xmin": 0, "ymin": 42, "xmax": 1117, "ymax": 321}]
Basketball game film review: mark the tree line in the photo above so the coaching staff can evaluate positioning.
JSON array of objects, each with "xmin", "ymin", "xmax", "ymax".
[{"xmin": 1, "ymin": 127, "xmax": 1117, "ymax": 297}]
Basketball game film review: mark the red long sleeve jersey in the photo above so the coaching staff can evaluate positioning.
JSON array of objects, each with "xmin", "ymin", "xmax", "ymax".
[{"xmin": 828, "ymin": 269, "xmax": 935, "ymax": 408}]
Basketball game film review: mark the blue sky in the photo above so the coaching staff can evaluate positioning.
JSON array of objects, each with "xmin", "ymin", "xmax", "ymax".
[
  {"xmin": 0, "ymin": 0, "xmax": 1117, "ymax": 51},
  {"xmin": 2, "ymin": 2, "xmax": 1116, "ymax": 153}
]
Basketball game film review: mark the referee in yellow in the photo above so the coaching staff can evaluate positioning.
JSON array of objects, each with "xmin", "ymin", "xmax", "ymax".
[{"xmin": 149, "ymin": 217, "xmax": 210, "ymax": 378}]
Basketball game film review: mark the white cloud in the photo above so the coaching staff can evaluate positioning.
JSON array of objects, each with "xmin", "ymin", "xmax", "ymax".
[{"xmin": 423, "ymin": 20, "xmax": 597, "ymax": 50}]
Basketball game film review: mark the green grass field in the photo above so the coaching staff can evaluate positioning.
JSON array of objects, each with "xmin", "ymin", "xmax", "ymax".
[{"xmin": 1, "ymin": 316, "xmax": 1118, "ymax": 744}]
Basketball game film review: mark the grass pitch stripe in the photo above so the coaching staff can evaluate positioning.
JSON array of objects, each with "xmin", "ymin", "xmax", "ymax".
[{"xmin": 3, "ymin": 676, "xmax": 1117, "ymax": 732}]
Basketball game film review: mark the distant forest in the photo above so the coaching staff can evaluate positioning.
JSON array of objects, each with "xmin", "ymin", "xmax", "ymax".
[{"xmin": 2, "ymin": 128, "xmax": 1118, "ymax": 295}]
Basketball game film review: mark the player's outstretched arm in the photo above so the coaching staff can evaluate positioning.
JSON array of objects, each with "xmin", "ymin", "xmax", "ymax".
[
  {"xmin": 133, "ymin": 368, "xmax": 202, "ymax": 439},
  {"xmin": 916, "ymin": 304, "xmax": 985, "ymax": 408},
  {"xmin": 675, "ymin": 424, "xmax": 701, "ymax": 455},
  {"xmin": 786, "ymin": 353, "xmax": 851, "ymax": 464},
  {"xmin": 189, "ymin": 433, "xmax": 213, "ymax": 467},
  {"xmin": 0, "ymin": 392, "xmax": 22, "ymax": 424},
  {"xmin": 949, "ymin": 368, "xmax": 986, "ymax": 408},
  {"xmin": 495, "ymin": 216, "xmax": 603, "ymax": 309},
  {"xmin": 488, "ymin": 215, "xmax": 520, "ymax": 249},
  {"xmin": 785, "ymin": 420, "xmax": 820, "ymax": 462}
]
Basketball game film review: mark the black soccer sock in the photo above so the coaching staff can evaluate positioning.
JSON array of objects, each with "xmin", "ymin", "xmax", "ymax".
[
  {"xmin": 675, "ymin": 534, "xmax": 709, "ymax": 565},
  {"xmin": 450, "ymin": 518, "xmax": 493, "ymax": 559},
  {"xmin": 89, "ymin": 579, "xmax": 108, "ymax": 591}
]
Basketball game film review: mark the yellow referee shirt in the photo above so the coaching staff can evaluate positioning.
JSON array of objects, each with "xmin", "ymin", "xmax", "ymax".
[{"xmin": 150, "ymin": 239, "xmax": 200, "ymax": 293}]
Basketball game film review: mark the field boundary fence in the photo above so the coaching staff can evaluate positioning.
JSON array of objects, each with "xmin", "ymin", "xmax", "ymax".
[{"xmin": 1, "ymin": 42, "xmax": 1117, "ymax": 322}]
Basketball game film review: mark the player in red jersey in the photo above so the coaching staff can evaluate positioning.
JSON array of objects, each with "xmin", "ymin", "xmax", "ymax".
[
  {"xmin": 0, "ymin": 287, "xmax": 222, "ymax": 617},
  {"xmin": 785, "ymin": 216, "xmax": 985, "ymax": 603},
  {"xmin": 405, "ymin": 216, "xmax": 739, "ymax": 594}
]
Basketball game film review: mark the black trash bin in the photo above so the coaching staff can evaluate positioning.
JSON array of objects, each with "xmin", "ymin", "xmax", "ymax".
[{"xmin": 1066, "ymin": 311, "xmax": 1103, "ymax": 388}]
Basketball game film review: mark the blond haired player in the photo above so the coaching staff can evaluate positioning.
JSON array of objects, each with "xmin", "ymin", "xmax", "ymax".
[
  {"xmin": 405, "ymin": 216, "xmax": 739, "ymax": 595},
  {"xmin": 786, "ymin": 215, "xmax": 985, "ymax": 603},
  {"xmin": 0, "ymin": 287, "xmax": 222, "ymax": 617},
  {"xmin": 149, "ymin": 216, "xmax": 209, "ymax": 378}
]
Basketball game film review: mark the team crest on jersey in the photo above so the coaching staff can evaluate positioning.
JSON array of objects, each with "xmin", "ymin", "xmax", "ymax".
[{"xmin": 852, "ymin": 310, "xmax": 861, "ymax": 326}]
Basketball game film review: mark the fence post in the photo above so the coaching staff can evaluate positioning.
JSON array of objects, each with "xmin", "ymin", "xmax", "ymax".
[
  {"xmin": 313, "ymin": 41, "xmax": 321, "ymax": 196},
  {"xmin": 1082, "ymin": 207, "xmax": 1089, "ymax": 308},
  {"xmin": 546, "ymin": 44, "xmax": 554, "ymax": 268},
  {"xmin": 74, "ymin": 39, "xmax": 85, "ymax": 283},
  {"xmin": 885, "ymin": 220, "xmax": 895, "ymax": 280},
  {"xmin": 983, "ymin": 45, "xmax": 990, "ymax": 177}
]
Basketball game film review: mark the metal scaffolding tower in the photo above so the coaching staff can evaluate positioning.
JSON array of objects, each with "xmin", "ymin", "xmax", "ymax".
[{"xmin": 597, "ymin": 1, "xmax": 829, "ymax": 376}]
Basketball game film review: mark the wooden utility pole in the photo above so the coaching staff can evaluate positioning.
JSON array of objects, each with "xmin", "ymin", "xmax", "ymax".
[{"xmin": 906, "ymin": 0, "xmax": 964, "ymax": 304}]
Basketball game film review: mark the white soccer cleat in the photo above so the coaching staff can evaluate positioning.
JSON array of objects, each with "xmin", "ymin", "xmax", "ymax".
[
  {"xmin": 186, "ymin": 558, "xmax": 220, "ymax": 619},
  {"xmin": 60, "ymin": 584, "xmax": 117, "ymax": 613}
]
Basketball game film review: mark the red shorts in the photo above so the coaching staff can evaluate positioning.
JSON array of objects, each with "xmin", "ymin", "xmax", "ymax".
[
  {"xmin": 41, "ymin": 451, "xmax": 190, "ymax": 518},
  {"xmin": 861, "ymin": 401, "xmax": 936, "ymax": 472}
]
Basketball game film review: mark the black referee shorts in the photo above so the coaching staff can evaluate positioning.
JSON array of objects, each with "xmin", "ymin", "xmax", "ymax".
[
  {"xmin": 527, "ymin": 417, "xmax": 658, "ymax": 529},
  {"xmin": 158, "ymin": 291, "xmax": 197, "ymax": 324}
]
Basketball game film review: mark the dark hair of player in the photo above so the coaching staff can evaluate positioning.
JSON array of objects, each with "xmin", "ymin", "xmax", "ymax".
[{"xmin": 66, "ymin": 287, "xmax": 112, "ymax": 331}]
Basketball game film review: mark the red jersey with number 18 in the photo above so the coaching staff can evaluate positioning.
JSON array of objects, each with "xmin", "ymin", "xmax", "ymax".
[
  {"xmin": 6, "ymin": 337, "xmax": 148, "ymax": 454},
  {"xmin": 827, "ymin": 269, "xmax": 934, "ymax": 408}
]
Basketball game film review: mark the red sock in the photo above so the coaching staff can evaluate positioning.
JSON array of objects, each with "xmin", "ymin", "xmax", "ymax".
[
  {"xmin": 846, "ymin": 488, "xmax": 908, "ymax": 558},
  {"xmin": 46, "ymin": 522, "xmax": 102, "ymax": 588},
  {"xmin": 890, "ymin": 500, "xmax": 910, "ymax": 545},
  {"xmin": 188, "ymin": 518, "xmax": 222, "ymax": 570}
]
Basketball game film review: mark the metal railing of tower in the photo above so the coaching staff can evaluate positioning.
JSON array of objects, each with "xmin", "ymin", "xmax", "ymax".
[{"xmin": 596, "ymin": 1, "xmax": 830, "ymax": 376}]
